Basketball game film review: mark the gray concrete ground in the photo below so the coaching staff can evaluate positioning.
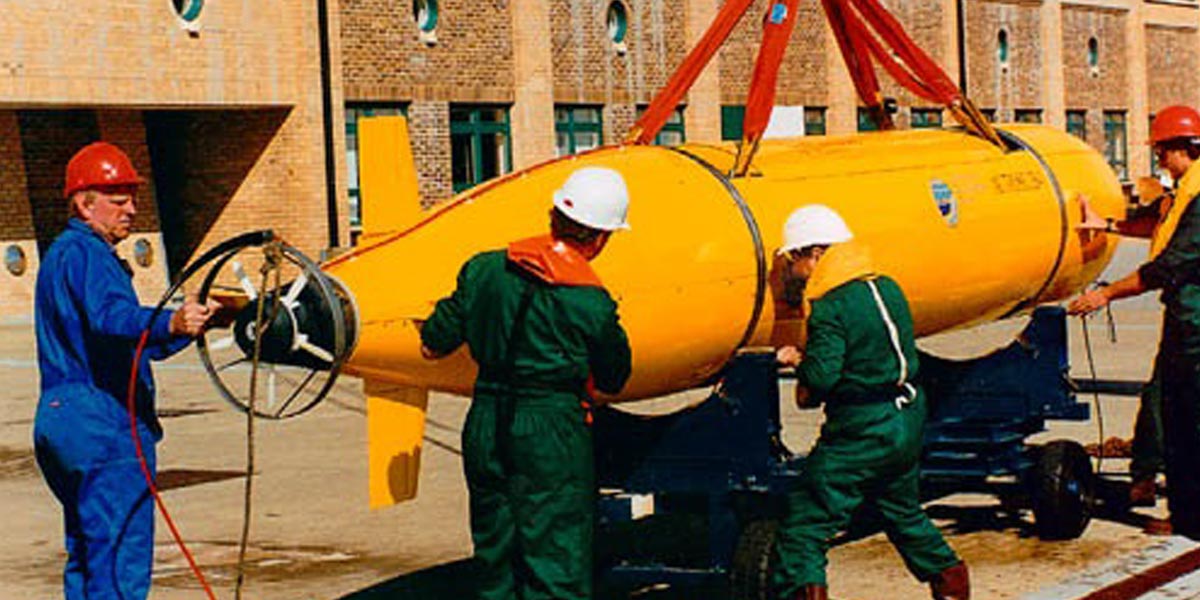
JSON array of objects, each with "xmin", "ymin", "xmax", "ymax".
[{"xmin": 0, "ymin": 240, "xmax": 1187, "ymax": 599}]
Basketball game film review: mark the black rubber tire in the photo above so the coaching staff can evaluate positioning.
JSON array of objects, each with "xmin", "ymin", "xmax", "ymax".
[
  {"xmin": 1031, "ymin": 439, "xmax": 1095, "ymax": 540},
  {"xmin": 730, "ymin": 520, "xmax": 779, "ymax": 600}
]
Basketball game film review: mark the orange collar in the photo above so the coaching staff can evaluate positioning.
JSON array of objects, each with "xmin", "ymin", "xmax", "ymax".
[{"xmin": 507, "ymin": 235, "xmax": 603, "ymax": 287}]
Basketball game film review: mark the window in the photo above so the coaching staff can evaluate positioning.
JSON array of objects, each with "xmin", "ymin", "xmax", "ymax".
[
  {"xmin": 637, "ymin": 106, "xmax": 686, "ymax": 146},
  {"xmin": 555, "ymin": 105, "xmax": 603, "ymax": 157},
  {"xmin": 997, "ymin": 29, "xmax": 1009, "ymax": 65},
  {"xmin": 1066, "ymin": 110, "xmax": 1086, "ymax": 141},
  {"xmin": 857, "ymin": 107, "xmax": 879, "ymax": 132},
  {"xmin": 911, "ymin": 108, "xmax": 943, "ymax": 129},
  {"xmin": 1104, "ymin": 110, "xmax": 1128, "ymax": 180},
  {"xmin": 980, "ymin": 108, "xmax": 997, "ymax": 123},
  {"xmin": 1014, "ymin": 109, "xmax": 1042, "ymax": 124},
  {"xmin": 172, "ymin": 0, "xmax": 203, "ymax": 21},
  {"xmin": 606, "ymin": 2, "xmax": 628, "ymax": 45},
  {"xmin": 451, "ymin": 105, "xmax": 512, "ymax": 193},
  {"xmin": 345, "ymin": 103, "xmax": 408, "ymax": 229},
  {"xmin": 721, "ymin": 105, "xmax": 746, "ymax": 141},
  {"xmin": 1087, "ymin": 37, "xmax": 1099, "ymax": 68},
  {"xmin": 413, "ymin": 0, "xmax": 438, "ymax": 32},
  {"xmin": 804, "ymin": 107, "xmax": 827, "ymax": 136}
]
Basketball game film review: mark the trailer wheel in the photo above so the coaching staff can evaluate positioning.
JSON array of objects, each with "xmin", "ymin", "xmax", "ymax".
[
  {"xmin": 1031, "ymin": 440, "xmax": 1094, "ymax": 540},
  {"xmin": 730, "ymin": 520, "xmax": 778, "ymax": 600}
]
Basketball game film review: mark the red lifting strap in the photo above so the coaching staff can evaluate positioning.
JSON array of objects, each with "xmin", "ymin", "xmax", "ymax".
[
  {"xmin": 631, "ymin": 0, "xmax": 1002, "ymax": 152},
  {"xmin": 625, "ymin": 0, "xmax": 757, "ymax": 145},
  {"xmin": 732, "ymin": 0, "xmax": 801, "ymax": 175}
]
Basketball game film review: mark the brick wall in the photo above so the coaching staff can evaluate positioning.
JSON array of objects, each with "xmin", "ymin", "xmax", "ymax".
[
  {"xmin": 551, "ymin": 0, "xmax": 686, "ymax": 106},
  {"xmin": 0, "ymin": 112, "xmax": 36, "ymax": 317},
  {"xmin": 966, "ymin": 0, "xmax": 1043, "ymax": 120},
  {"xmin": 1146, "ymin": 24, "xmax": 1200, "ymax": 114},
  {"xmin": 0, "ymin": 113, "xmax": 33, "ymax": 242},
  {"xmin": 719, "ymin": 0, "xmax": 827, "ymax": 107},
  {"xmin": 407, "ymin": 101, "xmax": 453, "ymax": 204},
  {"xmin": 1062, "ymin": 5, "xmax": 1129, "ymax": 153},
  {"xmin": 0, "ymin": 1, "xmax": 336, "ymax": 316},
  {"xmin": 341, "ymin": 0, "xmax": 514, "ymax": 102}
]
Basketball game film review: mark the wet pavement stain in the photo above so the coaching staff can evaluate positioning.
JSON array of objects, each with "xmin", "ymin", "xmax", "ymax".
[
  {"xmin": 0, "ymin": 445, "xmax": 38, "ymax": 479},
  {"xmin": 156, "ymin": 468, "xmax": 246, "ymax": 491},
  {"xmin": 152, "ymin": 542, "xmax": 379, "ymax": 588}
]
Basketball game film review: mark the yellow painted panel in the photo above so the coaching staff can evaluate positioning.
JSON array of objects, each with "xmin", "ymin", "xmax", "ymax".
[
  {"xmin": 366, "ymin": 380, "xmax": 429, "ymax": 508},
  {"xmin": 358, "ymin": 116, "xmax": 422, "ymax": 240}
]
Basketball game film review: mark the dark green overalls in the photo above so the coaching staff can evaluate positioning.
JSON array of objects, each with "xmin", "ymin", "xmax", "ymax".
[
  {"xmin": 773, "ymin": 276, "xmax": 960, "ymax": 594},
  {"xmin": 1139, "ymin": 190, "xmax": 1200, "ymax": 540},
  {"xmin": 422, "ymin": 244, "xmax": 632, "ymax": 600}
]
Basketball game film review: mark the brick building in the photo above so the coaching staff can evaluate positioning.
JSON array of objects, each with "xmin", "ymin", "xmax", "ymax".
[
  {"xmin": 1, "ymin": 1, "xmax": 1198, "ymax": 318},
  {"xmin": 0, "ymin": 0, "xmax": 345, "ymax": 317}
]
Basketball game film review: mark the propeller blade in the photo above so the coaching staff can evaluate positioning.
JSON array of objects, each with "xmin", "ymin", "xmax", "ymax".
[
  {"xmin": 295, "ymin": 334, "xmax": 335, "ymax": 363},
  {"xmin": 282, "ymin": 271, "xmax": 309, "ymax": 308},
  {"xmin": 208, "ymin": 335, "xmax": 236, "ymax": 351},
  {"xmin": 231, "ymin": 260, "xmax": 258, "ymax": 301}
]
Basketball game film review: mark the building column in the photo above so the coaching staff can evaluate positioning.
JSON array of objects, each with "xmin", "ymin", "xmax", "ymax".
[
  {"xmin": 510, "ymin": 0, "xmax": 556, "ymax": 168},
  {"xmin": 1127, "ymin": 1, "xmax": 1150, "ymax": 180},
  {"xmin": 685, "ymin": 0, "xmax": 721, "ymax": 143},
  {"xmin": 1040, "ymin": 0, "xmax": 1065, "ymax": 128},
  {"xmin": 825, "ymin": 17, "xmax": 858, "ymax": 135},
  {"xmin": 942, "ymin": 0, "xmax": 962, "ymax": 91}
]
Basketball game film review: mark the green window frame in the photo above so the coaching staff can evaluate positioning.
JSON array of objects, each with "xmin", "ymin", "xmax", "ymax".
[
  {"xmin": 911, "ymin": 108, "xmax": 943, "ymax": 129},
  {"xmin": 1066, "ymin": 110, "xmax": 1086, "ymax": 141},
  {"xmin": 1104, "ymin": 110, "xmax": 1128, "ymax": 181},
  {"xmin": 1015, "ymin": 109, "xmax": 1043, "ymax": 124},
  {"xmin": 555, "ymin": 105, "xmax": 603, "ymax": 157},
  {"xmin": 606, "ymin": 2, "xmax": 628, "ymax": 44},
  {"xmin": 857, "ymin": 107, "xmax": 879, "ymax": 132},
  {"xmin": 451, "ymin": 104, "xmax": 513, "ymax": 193},
  {"xmin": 804, "ymin": 107, "xmax": 827, "ymax": 136},
  {"xmin": 173, "ymin": 0, "xmax": 203, "ymax": 21},
  {"xmin": 637, "ymin": 106, "xmax": 686, "ymax": 146},
  {"xmin": 346, "ymin": 103, "xmax": 409, "ymax": 229},
  {"xmin": 721, "ymin": 105, "xmax": 745, "ymax": 141}
]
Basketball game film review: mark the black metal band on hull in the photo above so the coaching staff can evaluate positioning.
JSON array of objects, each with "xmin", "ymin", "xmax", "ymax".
[
  {"xmin": 995, "ymin": 128, "xmax": 1070, "ymax": 318},
  {"xmin": 668, "ymin": 147, "xmax": 767, "ymax": 353}
]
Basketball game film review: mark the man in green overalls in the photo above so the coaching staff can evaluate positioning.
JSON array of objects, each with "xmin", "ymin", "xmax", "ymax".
[
  {"xmin": 1071, "ymin": 105, "xmax": 1200, "ymax": 540},
  {"xmin": 421, "ymin": 166, "xmax": 633, "ymax": 600},
  {"xmin": 771, "ymin": 205, "xmax": 968, "ymax": 600}
]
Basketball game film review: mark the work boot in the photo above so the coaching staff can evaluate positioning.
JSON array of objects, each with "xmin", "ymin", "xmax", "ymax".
[
  {"xmin": 1129, "ymin": 478, "xmax": 1157, "ymax": 507},
  {"xmin": 930, "ymin": 562, "xmax": 970, "ymax": 600},
  {"xmin": 792, "ymin": 584, "xmax": 828, "ymax": 600}
]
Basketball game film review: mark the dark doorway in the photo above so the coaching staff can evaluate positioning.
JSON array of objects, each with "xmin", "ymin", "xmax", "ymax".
[
  {"xmin": 17, "ymin": 110, "xmax": 100, "ymax": 254},
  {"xmin": 144, "ymin": 108, "xmax": 289, "ymax": 276}
]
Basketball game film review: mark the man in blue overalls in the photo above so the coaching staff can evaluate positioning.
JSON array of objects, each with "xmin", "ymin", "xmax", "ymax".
[{"xmin": 34, "ymin": 141, "xmax": 216, "ymax": 599}]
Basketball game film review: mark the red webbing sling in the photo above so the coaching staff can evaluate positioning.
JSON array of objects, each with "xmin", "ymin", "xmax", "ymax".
[{"xmin": 625, "ymin": 0, "xmax": 757, "ymax": 145}]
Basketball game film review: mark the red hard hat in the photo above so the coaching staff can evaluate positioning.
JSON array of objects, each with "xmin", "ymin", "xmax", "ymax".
[
  {"xmin": 63, "ymin": 142, "xmax": 144, "ymax": 198},
  {"xmin": 1149, "ymin": 105, "xmax": 1200, "ymax": 145}
]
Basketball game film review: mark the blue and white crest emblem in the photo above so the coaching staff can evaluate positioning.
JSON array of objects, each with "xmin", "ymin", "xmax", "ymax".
[{"xmin": 930, "ymin": 179, "xmax": 958, "ymax": 226}]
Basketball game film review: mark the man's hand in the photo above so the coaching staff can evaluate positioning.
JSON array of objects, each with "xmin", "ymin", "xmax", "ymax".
[
  {"xmin": 776, "ymin": 345, "xmax": 802, "ymax": 368},
  {"xmin": 1067, "ymin": 288, "xmax": 1109, "ymax": 315},
  {"xmin": 1075, "ymin": 193, "xmax": 1110, "ymax": 231},
  {"xmin": 169, "ymin": 298, "xmax": 217, "ymax": 337}
]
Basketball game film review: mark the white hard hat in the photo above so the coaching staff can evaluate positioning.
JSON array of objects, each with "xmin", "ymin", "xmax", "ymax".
[
  {"xmin": 552, "ymin": 166, "xmax": 631, "ymax": 231},
  {"xmin": 778, "ymin": 204, "xmax": 853, "ymax": 255}
]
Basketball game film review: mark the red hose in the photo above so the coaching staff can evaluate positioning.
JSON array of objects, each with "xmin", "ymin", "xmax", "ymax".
[{"xmin": 128, "ymin": 330, "xmax": 218, "ymax": 599}]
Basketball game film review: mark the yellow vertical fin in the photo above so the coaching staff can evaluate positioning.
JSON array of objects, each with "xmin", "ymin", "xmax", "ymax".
[
  {"xmin": 366, "ymin": 379, "xmax": 429, "ymax": 508},
  {"xmin": 359, "ymin": 115, "xmax": 423, "ymax": 240}
]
